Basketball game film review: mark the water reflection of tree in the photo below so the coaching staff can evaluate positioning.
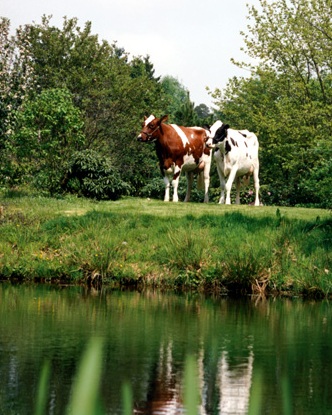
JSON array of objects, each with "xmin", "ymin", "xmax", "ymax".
[{"xmin": 134, "ymin": 341, "xmax": 254, "ymax": 415}]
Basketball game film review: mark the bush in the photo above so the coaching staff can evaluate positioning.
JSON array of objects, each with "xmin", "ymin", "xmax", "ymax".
[{"xmin": 63, "ymin": 150, "xmax": 131, "ymax": 200}]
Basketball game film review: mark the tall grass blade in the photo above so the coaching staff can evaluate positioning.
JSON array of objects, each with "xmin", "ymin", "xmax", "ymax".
[
  {"xmin": 248, "ymin": 369, "xmax": 263, "ymax": 415},
  {"xmin": 122, "ymin": 381, "xmax": 133, "ymax": 415},
  {"xmin": 282, "ymin": 375, "xmax": 292, "ymax": 415},
  {"xmin": 34, "ymin": 361, "xmax": 51, "ymax": 415},
  {"xmin": 66, "ymin": 337, "xmax": 104, "ymax": 415},
  {"xmin": 183, "ymin": 354, "xmax": 199, "ymax": 415}
]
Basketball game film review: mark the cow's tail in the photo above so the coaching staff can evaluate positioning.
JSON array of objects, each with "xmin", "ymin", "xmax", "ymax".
[{"xmin": 197, "ymin": 171, "xmax": 205, "ymax": 190}]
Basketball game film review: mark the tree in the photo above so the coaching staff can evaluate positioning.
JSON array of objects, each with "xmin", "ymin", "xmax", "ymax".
[
  {"xmin": 0, "ymin": 16, "xmax": 168, "ymax": 196},
  {"xmin": 243, "ymin": 0, "xmax": 332, "ymax": 103},
  {"xmin": 211, "ymin": 0, "xmax": 332, "ymax": 207},
  {"xmin": 0, "ymin": 18, "xmax": 36, "ymax": 183},
  {"xmin": 161, "ymin": 76, "xmax": 213, "ymax": 125},
  {"xmin": 194, "ymin": 104, "xmax": 211, "ymax": 121},
  {"xmin": 160, "ymin": 76, "xmax": 190, "ymax": 119},
  {"xmin": 12, "ymin": 88, "xmax": 85, "ymax": 194}
]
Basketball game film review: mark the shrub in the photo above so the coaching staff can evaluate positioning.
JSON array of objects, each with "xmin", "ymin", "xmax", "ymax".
[{"xmin": 62, "ymin": 150, "xmax": 131, "ymax": 200}]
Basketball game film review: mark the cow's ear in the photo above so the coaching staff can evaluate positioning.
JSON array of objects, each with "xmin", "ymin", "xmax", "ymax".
[{"xmin": 160, "ymin": 115, "xmax": 168, "ymax": 124}]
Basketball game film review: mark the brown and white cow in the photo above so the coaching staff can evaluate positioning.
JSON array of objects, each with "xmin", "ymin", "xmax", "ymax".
[{"xmin": 137, "ymin": 114, "xmax": 217, "ymax": 203}]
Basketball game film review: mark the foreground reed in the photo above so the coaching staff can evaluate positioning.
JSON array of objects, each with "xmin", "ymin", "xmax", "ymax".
[{"xmin": 1, "ymin": 192, "xmax": 331, "ymax": 298}]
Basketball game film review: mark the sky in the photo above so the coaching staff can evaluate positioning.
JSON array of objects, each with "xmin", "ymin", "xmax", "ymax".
[{"xmin": 1, "ymin": 0, "xmax": 260, "ymax": 107}]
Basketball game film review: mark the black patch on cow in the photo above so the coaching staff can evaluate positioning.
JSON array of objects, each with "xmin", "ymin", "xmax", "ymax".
[
  {"xmin": 230, "ymin": 137, "xmax": 238, "ymax": 147},
  {"xmin": 225, "ymin": 140, "xmax": 231, "ymax": 154},
  {"xmin": 239, "ymin": 131, "xmax": 247, "ymax": 138},
  {"xmin": 213, "ymin": 124, "xmax": 230, "ymax": 144},
  {"xmin": 244, "ymin": 141, "xmax": 248, "ymax": 147}
]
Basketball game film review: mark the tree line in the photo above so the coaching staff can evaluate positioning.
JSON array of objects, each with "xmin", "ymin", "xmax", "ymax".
[{"xmin": 1, "ymin": 0, "xmax": 331, "ymax": 207}]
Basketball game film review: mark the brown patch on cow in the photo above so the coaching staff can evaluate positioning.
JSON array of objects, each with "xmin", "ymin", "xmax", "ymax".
[
  {"xmin": 204, "ymin": 147, "xmax": 211, "ymax": 156},
  {"xmin": 139, "ymin": 116, "xmax": 212, "ymax": 202},
  {"xmin": 163, "ymin": 158, "xmax": 174, "ymax": 170}
]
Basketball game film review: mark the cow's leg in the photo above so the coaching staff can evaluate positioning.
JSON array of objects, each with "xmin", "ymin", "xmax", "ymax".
[
  {"xmin": 235, "ymin": 177, "xmax": 241, "ymax": 204},
  {"xmin": 225, "ymin": 167, "xmax": 237, "ymax": 205},
  {"xmin": 171, "ymin": 166, "xmax": 182, "ymax": 202},
  {"xmin": 172, "ymin": 176, "xmax": 180, "ymax": 202},
  {"xmin": 163, "ymin": 175, "xmax": 171, "ymax": 202},
  {"xmin": 203, "ymin": 162, "xmax": 211, "ymax": 203},
  {"xmin": 215, "ymin": 161, "xmax": 225, "ymax": 204},
  {"xmin": 184, "ymin": 171, "xmax": 193, "ymax": 202},
  {"xmin": 253, "ymin": 167, "xmax": 260, "ymax": 206}
]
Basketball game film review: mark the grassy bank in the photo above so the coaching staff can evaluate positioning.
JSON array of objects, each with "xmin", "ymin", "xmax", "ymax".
[{"xmin": 0, "ymin": 190, "xmax": 331, "ymax": 297}]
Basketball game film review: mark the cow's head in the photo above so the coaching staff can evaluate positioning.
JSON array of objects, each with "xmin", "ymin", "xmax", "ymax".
[
  {"xmin": 137, "ymin": 114, "xmax": 168, "ymax": 142},
  {"xmin": 204, "ymin": 120, "xmax": 223, "ymax": 148},
  {"xmin": 213, "ymin": 123, "xmax": 230, "ymax": 145}
]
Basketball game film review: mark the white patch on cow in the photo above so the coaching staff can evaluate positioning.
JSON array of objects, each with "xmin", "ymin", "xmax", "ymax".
[
  {"xmin": 144, "ymin": 114, "xmax": 155, "ymax": 126},
  {"xmin": 170, "ymin": 124, "xmax": 190, "ymax": 148}
]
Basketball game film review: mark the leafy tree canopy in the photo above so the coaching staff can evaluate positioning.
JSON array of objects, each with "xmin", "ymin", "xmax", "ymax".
[{"xmin": 211, "ymin": 0, "xmax": 332, "ymax": 207}]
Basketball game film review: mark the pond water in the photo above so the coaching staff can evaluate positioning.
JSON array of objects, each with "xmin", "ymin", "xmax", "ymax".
[{"xmin": 0, "ymin": 283, "xmax": 331, "ymax": 414}]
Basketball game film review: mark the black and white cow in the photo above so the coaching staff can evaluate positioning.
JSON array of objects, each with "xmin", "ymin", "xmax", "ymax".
[{"xmin": 211, "ymin": 122, "xmax": 260, "ymax": 206}]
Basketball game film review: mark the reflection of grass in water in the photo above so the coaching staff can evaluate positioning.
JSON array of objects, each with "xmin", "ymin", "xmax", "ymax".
[
  {"xmin": 248, "ymin": 369, "xmax": 293, "ymax": 415},
  {"xmin": 34, "ymin": 340, "xmax": 292, "ymax": 415}
]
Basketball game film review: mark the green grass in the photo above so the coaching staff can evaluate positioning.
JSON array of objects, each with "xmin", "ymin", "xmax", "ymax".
[{"xmin": 0, "ymin": 192, "xmax": 331, "ymax": 297}]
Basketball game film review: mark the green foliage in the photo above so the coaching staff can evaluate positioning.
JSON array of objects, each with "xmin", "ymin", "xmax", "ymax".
[
  {"xmin": 12, "ymin": 88, "xmax": 85, "ymax": 194},
  {"xmin": 0, "ymin": 18, "xmax": 36, "ymax": 185},
  {"xmin": 63, "ymin": 149, "xmax": 131, "ymax": 200},
  {"xmin": 211, "ymin": 0, "xmax": 332, "ymax": 208},
  {"xmin": 173, "ymin": 93, "xmax": 199, "ymax": 126},
  {"xmin": 160, "ymin": 75, "xmax": 190, "ymax": 119},
  {"xmin": 0, "ymin": 16, "xmax": 168, "ymax": 195},
  {"xmin": 24, "ymin": 16, "xmax": 164, "ymax": 149},
  {"xmin": 138, "ymin": 177, "xmax": 165, "ymax": 199},
  {"xmin": 160, "ymin": 76, "xmax": 212, "ymax": 126}
]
